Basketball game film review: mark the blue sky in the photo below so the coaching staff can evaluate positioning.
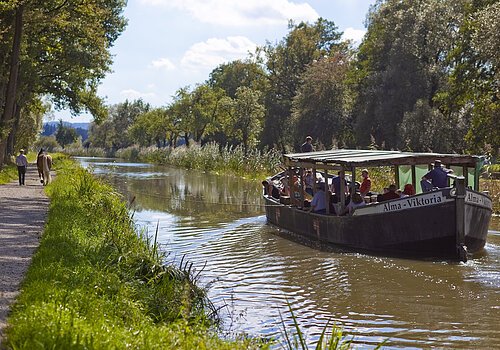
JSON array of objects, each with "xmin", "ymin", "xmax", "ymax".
[{"xmin": 55, "ymin": 0, "xmax": 375, "ymax": 123}]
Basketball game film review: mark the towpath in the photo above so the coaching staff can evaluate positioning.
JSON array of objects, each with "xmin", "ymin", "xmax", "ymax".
[{"xmin": 0, "ymin": 165, "xmax": 49, "ymax": 344}]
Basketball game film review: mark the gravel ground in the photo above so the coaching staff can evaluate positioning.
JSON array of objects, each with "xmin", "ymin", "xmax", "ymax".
[{"xmin": 0, "ymin": 164, "xmax": 49, "ymax": 344}]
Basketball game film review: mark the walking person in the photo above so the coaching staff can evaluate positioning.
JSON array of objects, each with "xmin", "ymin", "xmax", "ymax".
[{"xmin": 15, "ymin": 149, "xmax": 28, "ymax": 185}]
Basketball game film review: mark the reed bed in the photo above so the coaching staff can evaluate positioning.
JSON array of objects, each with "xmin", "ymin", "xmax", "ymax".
[
  {"xmin": 113, "ymin": 143, "xmax": 283, "ymax": 179},
  {"xmin": 3, "ymin": 158, "xmax": 257, "ymax": 349}
]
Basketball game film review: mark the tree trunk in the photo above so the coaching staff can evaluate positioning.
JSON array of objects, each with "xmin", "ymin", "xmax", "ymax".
[
  {"xmin": 7, "ymin": 104, "xmax": 21, "ymax": 156},
  {"xmin": 0, "ymin": 4, "xmax": 23, "ymax": 167}
]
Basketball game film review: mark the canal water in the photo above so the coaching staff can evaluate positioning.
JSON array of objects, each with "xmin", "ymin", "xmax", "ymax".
[{"xmin": 77, "ymin": 157, "xmax": 499, "ymax": 349}]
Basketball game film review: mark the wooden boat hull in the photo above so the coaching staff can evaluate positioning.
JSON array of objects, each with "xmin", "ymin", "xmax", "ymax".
[{"xmin": 264, "ymin": 188, "xmax": 491, "ymax": 260}]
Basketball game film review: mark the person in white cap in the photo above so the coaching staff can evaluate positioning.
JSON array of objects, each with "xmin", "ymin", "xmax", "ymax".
[{"xmin": 15, "ymin": 149, "xmax": 28, "ymax": 185}]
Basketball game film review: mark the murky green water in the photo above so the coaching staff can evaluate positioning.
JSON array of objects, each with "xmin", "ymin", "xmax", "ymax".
[{"xmin": 78, "ymin": 157, "xmax": 500, "ymax": 348}]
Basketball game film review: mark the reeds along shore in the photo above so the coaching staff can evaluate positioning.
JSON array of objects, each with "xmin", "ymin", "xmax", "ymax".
[
  {"xmin": 63, "ymin": 142, "xmax": 283, "ymax": 179},
  {"xmin": 3, "ymin": 157, "xmax": 258, "ymax": 349}
]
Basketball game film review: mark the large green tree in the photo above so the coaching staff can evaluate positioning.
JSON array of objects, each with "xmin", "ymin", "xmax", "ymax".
[
  {"xmin": 0, "ymin": 0, "xmax": 127, "ymax": 166},
  {"xmin": 291, "ymin": 52, "xmax": 354, "ymax": 149},
  {"xmin": 354, "ymin": 0, "xmax": 465, "ymax": 151},
  {"xmin": 436, "ymin": 0, "xmax": 499, "ymax": 157},
  {"xmin": 259, "ymin": 18, "xmax": 345, "ymax": 150}
]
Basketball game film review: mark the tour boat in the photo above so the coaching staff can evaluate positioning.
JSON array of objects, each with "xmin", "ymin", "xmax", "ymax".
[{"xmin": 263, "ymin": 149, "xmax": 492, "ymax": 262}]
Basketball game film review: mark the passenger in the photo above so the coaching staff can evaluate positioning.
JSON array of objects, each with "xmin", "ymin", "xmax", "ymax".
[
  {"xmin": 421, "ymin": 160, "xmax": 453, "ymax": 191},
  {"xmin": 379, "ymin": 184, "xmax": 400, "ymax": 201},
  {"xmin": 359, "ymin": 169, "xmax": 372, "ymax": 197},
  {"xmin": 401, "ymin": 184, "xmax": 415, "ymax": 197},
  {"xmin": 262, "ymin": 180, "xmax": 281, "ymax": 199},
  {"xmin": 310, "ymin": 182, "xmax": 327, "ymax": 214},
  {"xmin": 304, "ymin": 169, "xmax": 314, "ymax": 196},
  {"xmin": 377, "ymin": 187, "xmax": 388, "ymax": 202},
  {"xmin": 331, "ymin": 172, "xmax": 347, "ymax": 197},
  {"xmin": 300, "ymin": 136, "xmax": 314, "ymax": 153},
  {"xmin": 341, "ymin": 191, "xmax": 366, "ymax": 215}
]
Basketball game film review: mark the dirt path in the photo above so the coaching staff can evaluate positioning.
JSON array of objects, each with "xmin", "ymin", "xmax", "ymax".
[{"xmin": 0, "ymin": 165, "xmax": 49, "ymax": 343}]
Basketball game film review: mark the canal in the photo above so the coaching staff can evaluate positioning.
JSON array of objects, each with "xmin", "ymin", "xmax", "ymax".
[{"xmin": 77, "ymin": 157, "xmax": 500, "ymax": 348}]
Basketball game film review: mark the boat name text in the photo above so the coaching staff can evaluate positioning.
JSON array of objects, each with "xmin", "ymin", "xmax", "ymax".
[
  {"xmin": 465, "ymin": 191, "xmax": 492, "ymax": 209},
  {"xmin": 383, "ymin": 193, "xmax": 444, "ymax": 212}
]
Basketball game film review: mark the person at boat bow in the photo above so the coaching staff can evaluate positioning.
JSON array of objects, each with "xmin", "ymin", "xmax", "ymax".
[{"xmin": 421, "ymin": 160, "xmax": 453, "ymax": 191}]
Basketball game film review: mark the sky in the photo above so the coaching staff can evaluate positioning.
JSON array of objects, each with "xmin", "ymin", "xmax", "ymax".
[{"xmin": 54, "ymin": 0, "xmax": 376, "ymax": 123}]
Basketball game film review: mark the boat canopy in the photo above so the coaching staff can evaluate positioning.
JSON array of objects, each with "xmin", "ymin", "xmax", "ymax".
[
  {"xmin": 283, "ymin": 149, "xmax": 485, "ymax": 192},
  {"xmin": 284, "ymin": 149, "xmax": 483, "ymax": 168}
]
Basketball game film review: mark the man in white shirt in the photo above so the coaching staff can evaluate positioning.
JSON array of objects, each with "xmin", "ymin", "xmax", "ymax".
[{"xmin": 15, "ymin": 149, "xmax": 28, "ymax": 185}]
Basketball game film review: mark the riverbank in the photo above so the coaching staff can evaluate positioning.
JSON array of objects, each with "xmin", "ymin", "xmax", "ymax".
[
  {"xmin": 2, "ymin": 158, "xmax": 259, "ymax": 349},
  {"xmin": 0, "ymin": 164, "xmax": 49, "ymax": 345}
]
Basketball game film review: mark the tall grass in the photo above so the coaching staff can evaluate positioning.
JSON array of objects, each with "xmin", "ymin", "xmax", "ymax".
[
  {"xmin": 113, "ymin": 143, "xmax": 283, "ymax": 179},
  {"xmin": 0, "ymin": 163, "xmax": 17, "ymax": 184},
  {"xmin": 4, "ymin": 158, "xmax": 258, "ymax": 349}
]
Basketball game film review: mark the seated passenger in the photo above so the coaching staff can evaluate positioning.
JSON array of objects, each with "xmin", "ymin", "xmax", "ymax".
[
  {"xmin": 379, "ymin": 184, "xmax": 400, "ymax": 201},
  {"xmin": 341, "ymin": 191, "xmax": 366, "ymax": 215},
  {"xmin": 401, "ymin": 183, "xmax": 415, "ymax": 197},
  {"xmin": 310, "ymin": 182, "xmax": 327, "ymax": 214},
  {"xmin": 262, "ymin": 180, "xmax": 281, "ymax": 199}
]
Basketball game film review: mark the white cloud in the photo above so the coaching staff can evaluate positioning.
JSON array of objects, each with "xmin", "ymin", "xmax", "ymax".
[
  {"xmin": 180, "ymin": 36, "xmax": 257, "ymax": 71},
  {"xmin": 343, "ymin": 27, "xmax": 366, "ymax": 46},
  {"xmin": 120, "ymin": 89, "xmax": 157, "ymax": 100},
  {"xmin": 151, "ymin": 58, "xmax": 176, "ymax": 71},
  {"xmin": 140, "ymin": 0, "xmax": 319, "ymax": 26}
]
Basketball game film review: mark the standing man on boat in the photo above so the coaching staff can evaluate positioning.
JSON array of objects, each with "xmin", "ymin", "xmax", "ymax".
[
  {"xmin": 421, "ymin": 160, "xmax": 453, "ymax": 190},
  {"xmin": 300, "ymin": 136, "xmax": 314, "ymax": 152}
]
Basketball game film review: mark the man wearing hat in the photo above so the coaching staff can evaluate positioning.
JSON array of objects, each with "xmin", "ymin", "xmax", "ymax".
[
  {"xmin": 421, "ymin": 160, "xmax": 453, "ymax": 190},
  {"xmin": 300, "ymin": 136, "xmax": 314, "ymax": 153},
  {"xmin": 15, "ymin": 149, "xmax": 28, "ymax": 185}
]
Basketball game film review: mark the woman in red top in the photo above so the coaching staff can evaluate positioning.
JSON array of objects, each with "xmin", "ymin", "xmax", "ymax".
[{"xmin": 359, "ymin": 169, "xmax": 371, "ymax": 197}]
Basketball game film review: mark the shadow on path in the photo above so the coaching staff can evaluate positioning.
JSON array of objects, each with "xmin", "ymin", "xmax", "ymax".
[{"xmin": 0, "ymin": 164, "xmax": 49, "ymax": 344}]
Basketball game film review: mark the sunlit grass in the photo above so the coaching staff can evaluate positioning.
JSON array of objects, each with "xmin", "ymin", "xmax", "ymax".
[
  {"xmin": 0, "ymin": 163, "xmax": 17, "ymax": 184},
  {"xmin": 3, "ymin": 159, "xmax": 259, "ymax": 349}
]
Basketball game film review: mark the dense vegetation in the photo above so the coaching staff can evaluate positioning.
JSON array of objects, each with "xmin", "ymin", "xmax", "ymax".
[
  {"xmin": 1, "ymin": 0, "xmax": 498, "ymax": 168},
  {"xmin": 82, "ymin": 0, "xmax": 497, "ymax": 159},
  {"xmin": 0, "ymin": 0, "xmax": 127, "ymax": 166},
  {"xmin": 3, "ymin": 158, "xmax": 259, "ymax": 349}
]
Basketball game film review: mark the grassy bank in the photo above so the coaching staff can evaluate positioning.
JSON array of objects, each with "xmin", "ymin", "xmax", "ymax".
[{"xmin": 4, "ymin": 158, "xmax": 257, "ymax": 349}]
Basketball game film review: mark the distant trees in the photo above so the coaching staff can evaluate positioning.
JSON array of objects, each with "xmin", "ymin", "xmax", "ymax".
[
  {"xmin": 55, "ymin": 121, "xmax": 78, "ymax": 149},
  {"xmin": 77, "ymin": 0, "xmax": 497, "ymax": 159}
]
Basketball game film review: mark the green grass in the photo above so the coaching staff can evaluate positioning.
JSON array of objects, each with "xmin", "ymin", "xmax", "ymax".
[
  {"xmin": 0, "ymin": 163, "xmax": 17, "ymax": 184},
  {"xmin": 3, "ymin": 158, "xmax": 259, "ymax": 349}
]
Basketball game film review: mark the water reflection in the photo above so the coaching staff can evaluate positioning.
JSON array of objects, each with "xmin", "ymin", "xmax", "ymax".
[{"xmin": 77, "ymin": 157, "xmax": 500, "ymax": 348}]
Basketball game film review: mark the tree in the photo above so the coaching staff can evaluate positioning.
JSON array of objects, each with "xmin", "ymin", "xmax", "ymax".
[
  {"xmin": 229, "ymin": 87, "xmax": 265, "ymax": 154},
  {"xmin": 353, "ymin": 0, "xmax": 465, "ymax": 151},
  {"xmin": 0, "ymin": 0, "xmax": 127, "ymax": 166},
  {"xmin": 436, "ymin": 0, "xmax": 499, "ymax": 157},
  {"xmin": 291, "ymin": 52, "xmax": 354, "ymax": 149},
  {"xmin": 55, "ymin": 120, "xmax": 78, "ymax": 148},
  {"xmin": 259, "ymin": 18, "xmax": 345, "ymax": 150}
]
